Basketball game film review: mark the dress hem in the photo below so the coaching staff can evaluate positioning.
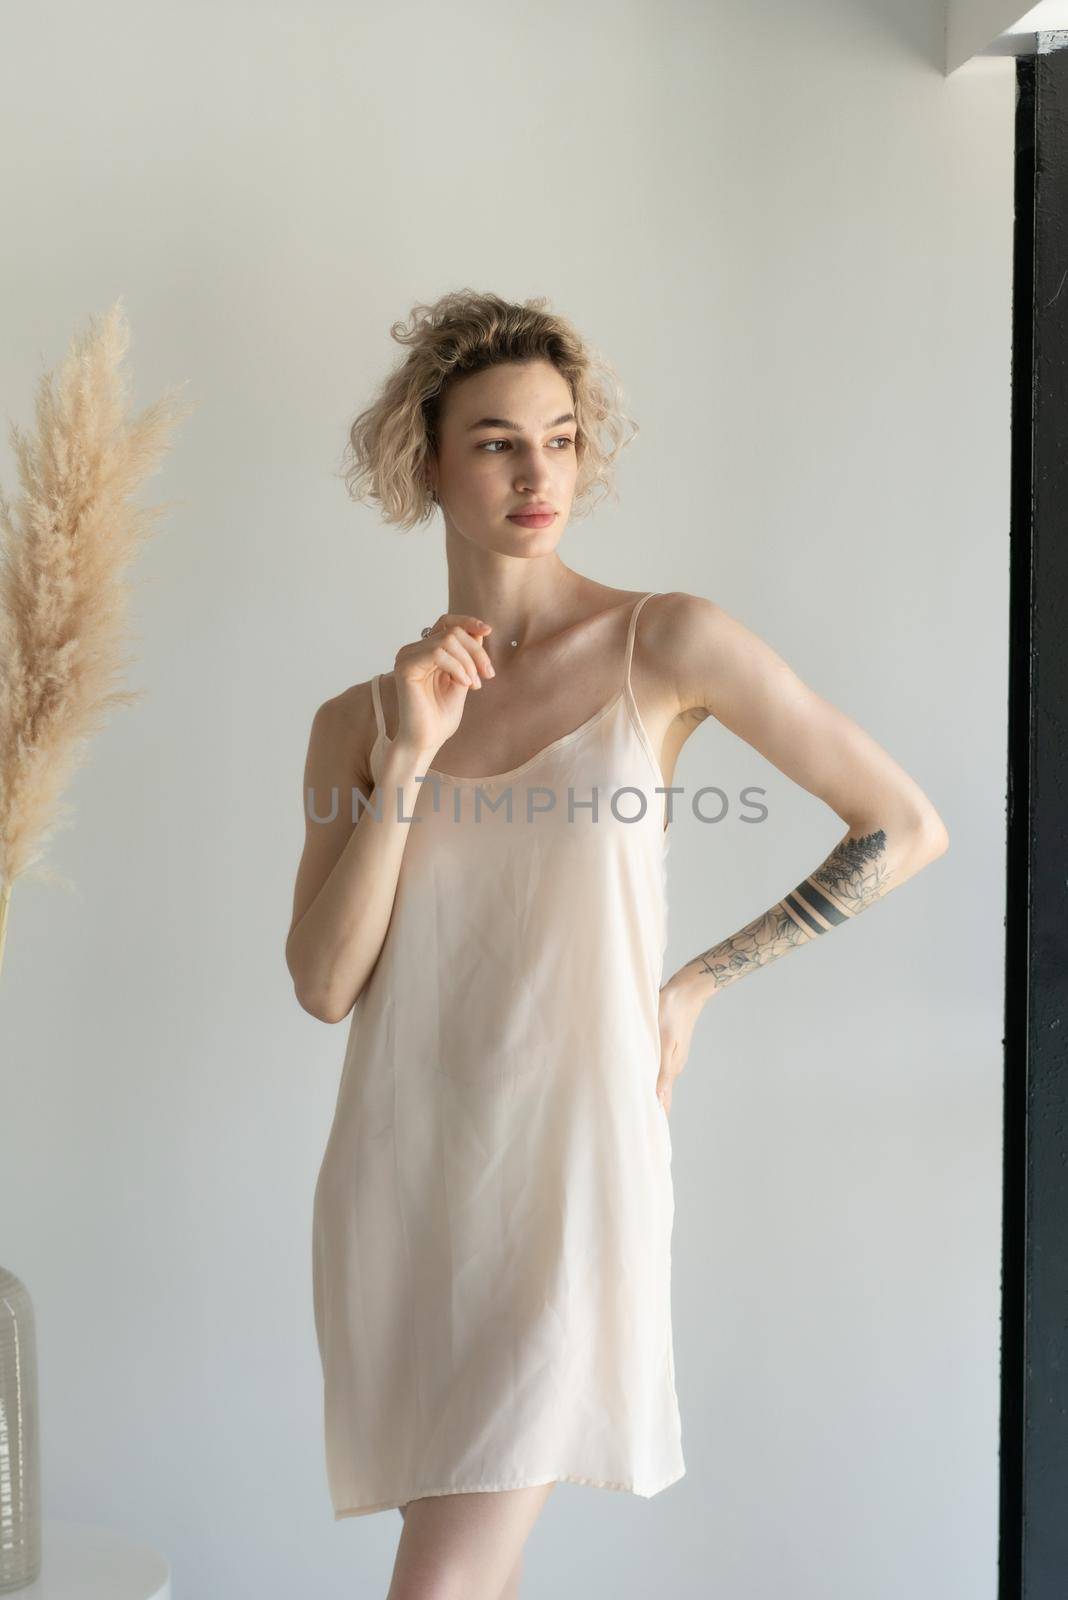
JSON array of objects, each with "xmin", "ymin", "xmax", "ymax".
[{"xmin": 333, "ymin": 1464, "xmax": 687, "ymax": 1520}]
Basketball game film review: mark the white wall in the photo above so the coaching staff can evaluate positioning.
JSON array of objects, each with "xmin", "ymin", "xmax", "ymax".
[{"xmin": 0, "ymin": 3, "xmax": 1011, "ymax": 1596}]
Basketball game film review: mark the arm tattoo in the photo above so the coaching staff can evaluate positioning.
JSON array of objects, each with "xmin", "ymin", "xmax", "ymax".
[{"xmin": 690, "ymin": 829, "xmax": 890, "ymax": 993}]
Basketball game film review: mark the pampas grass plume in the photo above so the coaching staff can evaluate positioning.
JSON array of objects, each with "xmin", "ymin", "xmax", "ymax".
[{"xmin": 0, "ymin": 298, "xmax": 195, "ymax": 981}]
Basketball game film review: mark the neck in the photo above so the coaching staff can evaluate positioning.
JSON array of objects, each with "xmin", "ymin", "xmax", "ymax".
[{"xmin": 444, "ymin": 551, "xmax": 581, "ymax": 664}]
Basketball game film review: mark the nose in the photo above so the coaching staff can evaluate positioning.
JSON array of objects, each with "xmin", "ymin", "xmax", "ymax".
[{"xmin": 514, "ymin": 455, "xmax": 552, "ymax": 492}]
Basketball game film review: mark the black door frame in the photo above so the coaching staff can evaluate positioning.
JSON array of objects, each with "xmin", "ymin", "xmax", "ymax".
[{"xmin": 1001, "ymin": 34, "xmax": 1068, "ymax": 1600}]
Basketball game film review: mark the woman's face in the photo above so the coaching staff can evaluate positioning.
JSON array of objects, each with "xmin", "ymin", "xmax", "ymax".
[{"xmin": 428, "ymin": 359, "xmax": 580, "ymax": 555}]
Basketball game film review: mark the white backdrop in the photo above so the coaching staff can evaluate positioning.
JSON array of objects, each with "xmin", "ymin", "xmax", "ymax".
[{"xmin": 0, "ymin": 3, "xmax": 1009, "ymax": 1596}]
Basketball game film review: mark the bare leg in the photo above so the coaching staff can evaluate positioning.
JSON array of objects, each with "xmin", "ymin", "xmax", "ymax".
[
  {"xmin": 388, "ymin": 1482, "xmax": 556, "ymax": 1600},
  {"xmin": 396, "ymin": 1505, "xmax": 525, "ymax": 1600}
]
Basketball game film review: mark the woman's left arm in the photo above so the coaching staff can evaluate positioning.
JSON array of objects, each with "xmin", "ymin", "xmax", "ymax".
[{"xmin": 655, "ymin": 593, "xmax": 949, "ymax": 1113}]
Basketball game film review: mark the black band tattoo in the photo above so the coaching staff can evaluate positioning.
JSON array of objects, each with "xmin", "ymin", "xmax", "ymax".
[{"xmin": 692, "ymin": 829, "xmax": 890, "ymax": 991}]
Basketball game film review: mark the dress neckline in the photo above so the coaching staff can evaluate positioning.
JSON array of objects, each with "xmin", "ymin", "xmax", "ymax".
[{"xmin": 377, "ymin": 683, "xmax": 627, "ymax": 786}]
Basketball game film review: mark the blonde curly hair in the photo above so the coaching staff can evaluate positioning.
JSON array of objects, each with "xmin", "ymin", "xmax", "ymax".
[{"xmin": 340, "ymin": 289, "xmax": 639, "ymax": 532}]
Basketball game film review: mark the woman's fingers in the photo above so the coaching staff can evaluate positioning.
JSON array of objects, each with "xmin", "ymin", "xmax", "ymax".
[
  {"xmin": 423, "ymin": 617, "xmax": 495, "ymax": 682},
  {"xmin": 434, "ymin": 624, "xmax": 482, "ymax": 688},
  {"xmin": 428, "ymin": 623, "xmax": 494, "ymax": 688},
  {"xmin": 387, "ymin": 617, "xmax": 496, "ymax": 752},
  {"xmin": 398, "ymin": 621, "xmax": 488, "ymax": 689},
  {"xmin": 426, "ymin": 640, "xmax": 477, "ymax": 689},
  {"xmin": 656, "ymin": 1039, "xmax": 682, "ymax": 1115}
]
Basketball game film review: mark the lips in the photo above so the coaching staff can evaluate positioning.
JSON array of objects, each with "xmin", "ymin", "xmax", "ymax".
[{"xmin": 508, "ymin": 509, "xmax": 556, "ymax": 524}]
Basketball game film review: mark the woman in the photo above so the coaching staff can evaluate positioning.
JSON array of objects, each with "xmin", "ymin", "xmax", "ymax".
[{"xmin": 286, "ymin": 290, "xmax": 949, "ymax": 1600}]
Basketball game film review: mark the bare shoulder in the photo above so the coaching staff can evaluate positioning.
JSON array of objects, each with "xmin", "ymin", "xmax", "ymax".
[
  {"xmin": 305, "ymin": 679, "xmax": 378, "ymax": 790},
  {"xmin": 634, "ymin": 590, "xmax": 738, "ymax": 727},
  {"xmin": 288, "ymin": 682, "xmax": 378, "ymax": 949},
  {"xmin": 639, "ymin": 590, "xmax": 789, "ymax": 724}
]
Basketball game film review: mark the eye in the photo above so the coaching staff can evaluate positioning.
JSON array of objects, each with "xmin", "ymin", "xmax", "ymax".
[{"xmin": 477, "ymin": 436, "xmax": 575, "ymax": 453}]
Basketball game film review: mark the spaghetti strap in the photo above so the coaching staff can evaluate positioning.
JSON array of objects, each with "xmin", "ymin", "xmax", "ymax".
[
  {"xmin": 623, "ymin": 591, "xmax": 658, "ymax": 693},
  {"xmin": 370, "ymin": 673, "xmax": 386, "ymax": 739}
]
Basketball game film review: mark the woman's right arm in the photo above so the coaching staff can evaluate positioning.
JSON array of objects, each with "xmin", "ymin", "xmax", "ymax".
[
  {"xmin": 285, "ymin": 616, "xmax": 494, "ymax": 1023},
  {"xmin": 284, "ymin": 690, "xmax": 437, "ymax": 1023}
]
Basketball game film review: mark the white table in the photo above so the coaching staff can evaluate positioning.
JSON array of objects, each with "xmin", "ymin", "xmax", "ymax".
[{"xmin": 17, "ymin": 1520, "xmax": 171, "ymax": 1599}]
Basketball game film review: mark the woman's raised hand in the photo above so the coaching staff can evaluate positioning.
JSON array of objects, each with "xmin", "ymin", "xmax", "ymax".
[{"xmin": 391, "ymin": 615, "xmax": 495, "ymax": 758}]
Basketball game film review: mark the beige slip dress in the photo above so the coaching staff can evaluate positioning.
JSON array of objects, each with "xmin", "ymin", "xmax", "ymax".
[{"xmin": 312, "ymin": 590, "xmax": 685, "ymax": 1518}]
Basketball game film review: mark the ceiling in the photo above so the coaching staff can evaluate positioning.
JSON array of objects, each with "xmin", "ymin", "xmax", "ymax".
[{"xmin": 947, "ymin": 0, "xmax": 1068, "ymax": 69}]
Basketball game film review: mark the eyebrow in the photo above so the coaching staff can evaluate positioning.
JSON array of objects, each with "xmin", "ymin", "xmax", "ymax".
[{"xmin": 465, "ymin": 412, "xmax": 577, "ymax": 433}]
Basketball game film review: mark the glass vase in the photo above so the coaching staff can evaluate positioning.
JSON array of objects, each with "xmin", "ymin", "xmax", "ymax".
[{"xmin": 0, "ymin": 1267, "xmax": 41, "ymax": 1593}]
